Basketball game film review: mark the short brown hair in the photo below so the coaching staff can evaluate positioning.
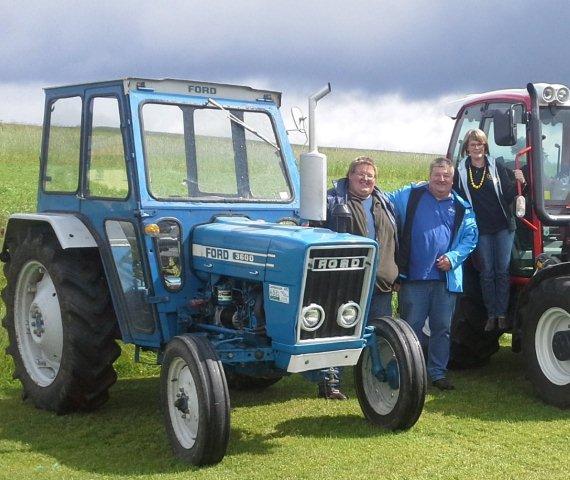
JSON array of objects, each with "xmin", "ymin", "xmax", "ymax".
[
  {"xmin": 460, "ymin": 128, "xmax": 490, "ymax": 157},
  {"xmin": 429, "ymin": 157, "xmax": 454, "ymax": 176},
  {"xmin": 347, "ymin": 156, "xmax": 377, "ymax": 178}
]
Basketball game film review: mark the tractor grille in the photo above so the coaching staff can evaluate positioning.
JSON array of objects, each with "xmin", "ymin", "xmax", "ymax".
[{"xmin": 299, "ymin": 245, "xmax": 374, "ymax": 341}]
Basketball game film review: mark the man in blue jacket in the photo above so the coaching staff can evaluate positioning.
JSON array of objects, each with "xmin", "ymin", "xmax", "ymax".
[{"xmin": 389, "ymin": 157, "xmax": 478, "ymax": 390}]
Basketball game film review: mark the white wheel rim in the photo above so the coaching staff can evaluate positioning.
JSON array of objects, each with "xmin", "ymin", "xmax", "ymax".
[
  {"xmin": 361, "ymin": 337, "xmax": 400, "ymax": 414},
  {"xmin": 535, "ymin": 307, "xmax": 570, "ymax": 386},
  {"xmin": 14, "ymin": 260, "xmax": 63, "ymax": 387},
  {"xmin": 167, "ymin": 357, "xmax": 200, "ymax": 449}
]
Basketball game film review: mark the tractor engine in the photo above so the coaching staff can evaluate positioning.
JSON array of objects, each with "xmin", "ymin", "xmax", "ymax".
[{"xmin": 202, "ymin": 278, "xmax": 265, "ymax": 333}]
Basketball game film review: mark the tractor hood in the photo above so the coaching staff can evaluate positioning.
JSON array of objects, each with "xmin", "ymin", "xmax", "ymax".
[{"xmin": 191, "ymin": 216, "xmax": 372, "ymax": 282}]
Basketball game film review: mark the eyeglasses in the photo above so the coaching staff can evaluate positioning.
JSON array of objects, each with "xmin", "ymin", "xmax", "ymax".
[
  {"xmin": 353, "ymin": 172, "xmax": 375, "ymax": 181},
  {"xmin": 468, "ymin": 142, "xmax": 485, "ymax": 149}
]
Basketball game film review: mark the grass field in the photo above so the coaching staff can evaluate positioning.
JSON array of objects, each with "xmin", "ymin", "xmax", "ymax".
[{"xmin": 0, "ymin": 122, "xmax": 568, "ymax": 480}]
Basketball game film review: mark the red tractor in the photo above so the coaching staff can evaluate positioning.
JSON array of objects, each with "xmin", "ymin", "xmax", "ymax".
[{"xmin": 446, "ymin": 83, "xmax": 570, "ymax": 408}]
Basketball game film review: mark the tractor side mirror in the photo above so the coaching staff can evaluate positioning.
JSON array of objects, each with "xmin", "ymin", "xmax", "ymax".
[
  {"xmin": 493, "ymin": 109, "xmax": 517, "ymax": 146},
  {"xmin": 286, "ymin": 106, "xmax": 308, "ymax": 144},
  {"xmin": 290, "ymin": 106, "xmax": 306, "ymax": 132}
]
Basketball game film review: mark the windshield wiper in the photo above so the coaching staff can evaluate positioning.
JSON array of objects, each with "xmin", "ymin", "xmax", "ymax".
[{"xmin": 207, "ymin": 98, "xmax": 281, "ymax": 152}]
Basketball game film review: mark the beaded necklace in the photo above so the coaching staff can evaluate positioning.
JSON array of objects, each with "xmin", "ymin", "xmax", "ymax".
[{"xmin": 468, "ymin": 163, "xmax": 486, "ymax": 190}]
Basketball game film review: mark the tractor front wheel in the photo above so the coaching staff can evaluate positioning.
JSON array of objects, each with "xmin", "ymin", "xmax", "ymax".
[
  {"xmin": 161, "ymin": 335, "xmax": 231, "ymax": 465},
  {"xmin": 522, "ymin": 276, "xmax": 570, "ymax": 408},
  {"xmin": 354, "ymin": 317, "xmax": 427, "ymax": 430}
]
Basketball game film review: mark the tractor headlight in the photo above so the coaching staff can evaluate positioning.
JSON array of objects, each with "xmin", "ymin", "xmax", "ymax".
[
  {"xmin": 148, "ymin": 219, "xmax": 183, "ymax": 291},
  {"xmin": 337, "ymin": 301, "xmax": 361, "ymax": 328},
  {"xmin": 557, "ymin": 86, "xmax": 570, "ymax": 103},
  {"xmin": 300, "ymin": 304, "xmax": 325, "ymax": 331},
  {"xmin": 542, "ymin": 85, "xmax": 556, "ymax": 103}
]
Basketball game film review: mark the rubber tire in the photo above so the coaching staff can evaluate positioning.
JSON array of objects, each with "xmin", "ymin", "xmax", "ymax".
[
  {"xmin": 161, "ymin": 335, "xmax": 231, "ymax": 465},
  {"xmin": 449, "ymin": 294, "xmax": 500, "ymax": 369},
  {"xmin": 1, "ymin": 232, "xmax": 120, "ymax": 413},
  {"xmin": 224, "ymin": 370, "xmax": 282, "ymax": 391},
  {"xmin": 354, "ymin": 316, "xmax": 427, "ymax": 430},
  {"xmin": 521, "ymin": 276, "xmax": 570, "ymax": 408}
]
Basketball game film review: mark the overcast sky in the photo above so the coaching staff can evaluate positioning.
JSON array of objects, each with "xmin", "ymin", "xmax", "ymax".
[{"xmin": 2, "ymin": 0, "xmax": 570, "ymax": 153}]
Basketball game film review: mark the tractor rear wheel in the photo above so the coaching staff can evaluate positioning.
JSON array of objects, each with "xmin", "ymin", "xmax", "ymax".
[
  {"xmin": 354, "ymin": 317, "xmax": 427, "ymax": 430},
  {"xmin": 449, "ymin": 294, "xmax": 500, "ymax": 369},
  {"xmin": 522, "ymin": 276, "xmax": 570, "ymax": 408},
  {"xmin": 1, "ymin": 232, "xmax": 120, "ymax": 413},
  {"xmin": 161, "ymin": 335, "xmax": 231, "ymax": 465}
]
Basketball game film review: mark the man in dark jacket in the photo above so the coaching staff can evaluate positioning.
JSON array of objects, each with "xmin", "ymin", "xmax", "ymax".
[
  {"xmin": 318, "ymin": 156, "xmax": 399, "ymax": 399},
  {"xmin": 326, "ymin": 156, "xmax": 399, "ymax": 316}
]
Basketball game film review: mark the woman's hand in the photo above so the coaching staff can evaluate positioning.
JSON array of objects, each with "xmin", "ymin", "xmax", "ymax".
[{"xmin": 514, "ymin": 168, "xmax": 526, "ymax": 185}]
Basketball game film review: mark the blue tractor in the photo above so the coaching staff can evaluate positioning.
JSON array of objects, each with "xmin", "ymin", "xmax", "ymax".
[{"xmin": 1, "ymin": 78, "xmax": 426, "ymax": 465}]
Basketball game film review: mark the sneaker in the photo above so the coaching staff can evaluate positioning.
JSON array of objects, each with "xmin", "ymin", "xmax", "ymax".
[
  {"xmin": 484, "ymin": 317, "xmax": 497, "ymax": 332},
  {"xmin": 497, "ymin": 316, "xmax": 508, "ymax": 330},
  {"xmin": 432, "ymin": 378, "xmax": 455, "ymax": 391},
  {"xmin": 317, "ymin": 382, "xmax": 348, "ymax": 400}
]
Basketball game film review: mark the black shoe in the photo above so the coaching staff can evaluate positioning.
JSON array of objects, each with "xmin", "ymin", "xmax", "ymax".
[
  {"xmin": 432, "ymin": 378, "xmax": 455, "ymax": 391},
  {"xmin": 317, "ymin": 382, "xmax": 348, "ymax": 400},
  {"xmin": 484, "ymin": 317, "xmax": 496, "ymax": 332}
]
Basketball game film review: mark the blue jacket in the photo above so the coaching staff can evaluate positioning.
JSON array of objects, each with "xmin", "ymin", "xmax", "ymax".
[{"xmin": 387, "ymin": 183, "xmax": 478, "ymax": 293}]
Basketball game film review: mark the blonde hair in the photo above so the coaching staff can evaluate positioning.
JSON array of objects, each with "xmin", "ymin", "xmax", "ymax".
[
  {"xmin": 347, "ymin": 156, "xmax": 377, "ymax": 178},
  {"xmin": 461, "ymin": 128, "xmax": 490, "ymax": 157}
]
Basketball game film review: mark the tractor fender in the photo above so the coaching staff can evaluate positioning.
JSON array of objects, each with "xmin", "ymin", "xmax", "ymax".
[
  {"xmin": 1, "ymin": 213, "xmax": 97, "ymax": 260},
  {"xmin": 517, "ymin": 261, "xmax": 570, "ymax": 317},
  {"xmin": 520, "ymin": 262, "xmax": 570, "ymax": 301}
]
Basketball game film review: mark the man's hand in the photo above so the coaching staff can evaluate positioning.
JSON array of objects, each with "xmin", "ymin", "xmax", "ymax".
[{"xmin": 436, "ymin": 255, "xmax": 451, "ymax": 271}]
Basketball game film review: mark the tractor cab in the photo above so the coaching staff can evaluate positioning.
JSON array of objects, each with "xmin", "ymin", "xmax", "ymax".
[
  {"xmin": 447, "ymin": 83, "xmax": 570, "ymax": 277},
  {"xmin": 446, "ymin": 83, "xmax": 570, "ymax": 408}
]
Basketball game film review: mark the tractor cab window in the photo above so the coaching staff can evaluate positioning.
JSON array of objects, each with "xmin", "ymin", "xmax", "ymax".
[
  {"xmin": 450, "ymin": 104, "xmax": 484, "ymax": 164},
  {"xmin": 105, "ymin": 220, "xmax": 156, "ymax": 333},
  {"xmin": 43, "ymin": 96, "xmax": 82, "ymax": 193},
  {"xmin": 539, "ymin": 106, "xmax": 570, "ymax": 263},
  {"xmin": 481, "ymin": 103, "xmax": 531, "ymax": 277},
  {"xmin": 540, "ymin": 106, "xmax": 570, "ymax": 206},
  {"xmin": 87, "ymin": 97, "xmax": 129, "ymax": 199},
  {"xmin": 141, "ymin": 103, "xmax": 292, "ymax": 202}
]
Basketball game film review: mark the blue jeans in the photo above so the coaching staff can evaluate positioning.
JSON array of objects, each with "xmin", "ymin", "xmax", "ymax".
[
  {"xmin": 399, "ymin": 281, "xmax": 457, "ymax": 381},
  {"xmin": 369, "ymin": 290, "xmax": 393, "ymax": 319},
  {"xmin": 476, "ymin": 229, "xmax": 515, "ymax": 318}
]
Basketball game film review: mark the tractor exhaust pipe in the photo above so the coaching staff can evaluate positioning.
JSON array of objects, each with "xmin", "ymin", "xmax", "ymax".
[
  {"xmin": 299, "ymin": 84, "xmax": 332, "ymax": 221},
  {"xmin": 308, "ymin": 83, "xmax": 332, "ymax": 152}
]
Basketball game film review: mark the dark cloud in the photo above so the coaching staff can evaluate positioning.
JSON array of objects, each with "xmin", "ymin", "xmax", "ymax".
[{"xmin": 2, "ymin": 0, "xmax": 570, "ymax": 98}]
